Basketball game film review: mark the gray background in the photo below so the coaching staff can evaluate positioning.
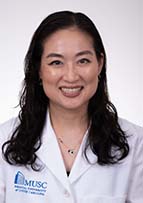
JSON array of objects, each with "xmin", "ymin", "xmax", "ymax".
[{"xmin": 0, "ymin": 0, "xmax": 142, "ymax": 126}]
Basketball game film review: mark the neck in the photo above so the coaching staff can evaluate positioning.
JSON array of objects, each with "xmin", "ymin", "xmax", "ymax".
[{"xmin": 49, "ymin": 104, "xmax": 89, "ymax": 139}]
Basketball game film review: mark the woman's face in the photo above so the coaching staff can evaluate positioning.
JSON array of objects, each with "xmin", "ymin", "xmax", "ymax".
[{"xmin": 40, "ymin": 27, "xmax": 103, "ymax": 112}]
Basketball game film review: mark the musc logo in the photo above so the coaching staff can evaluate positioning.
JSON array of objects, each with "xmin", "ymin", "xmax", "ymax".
[{"xmin": 14, "ymin": 171, "xmax": 47, "ymax": 189}]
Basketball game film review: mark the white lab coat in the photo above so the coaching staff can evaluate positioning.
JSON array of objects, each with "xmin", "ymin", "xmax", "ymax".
[{"xmin": 0, "ymin": 112, "xmax": 143, "ymax": 203}]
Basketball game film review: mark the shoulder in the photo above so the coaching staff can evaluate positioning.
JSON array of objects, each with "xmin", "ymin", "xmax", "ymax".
[
  {"xmin": 0, "ymin": 117, "xmax": 19, "ymax": 144},
  {"xmin": 119, "ymin": 118, "xmax": 143, "ymax": 155},
  {"xmin": 118, "ymin": 118, "xmax": 143, "ymax": 138}
]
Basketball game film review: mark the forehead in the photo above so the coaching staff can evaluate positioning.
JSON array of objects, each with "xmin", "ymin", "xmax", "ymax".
[
  {"xmin": 42, "ymin": 27, "xmax": 94, "ymax": 52},
  {"xmin": 44, "ymin": 27, "xmax": 93, "ymax": 45}
]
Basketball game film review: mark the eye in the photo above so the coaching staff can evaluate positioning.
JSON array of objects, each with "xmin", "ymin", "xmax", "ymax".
[
  {"xmin": 48, "ymin": 60, "xmax": 63, "ymax": 66},
  {"xmin": 78, "ymin": 58, "xmax": 91, "ymax": 65}
]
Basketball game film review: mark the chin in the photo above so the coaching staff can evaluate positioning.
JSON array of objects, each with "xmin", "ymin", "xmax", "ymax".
[{"xmin": 59, "ymin": 102, "xmax": 88, "ymax": 111}]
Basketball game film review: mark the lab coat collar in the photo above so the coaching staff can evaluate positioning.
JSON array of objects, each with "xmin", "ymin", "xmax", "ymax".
[
  {"xmin": 36, "ymin": 110, "xmax": 97, "ymax": 187},
  {"xmin": 69, "ymin": 131, "xmax": 97, "ymax": 183},
  {"xmin": 36, "ymin": 111, "xmax": 71, "ymax": 191}
]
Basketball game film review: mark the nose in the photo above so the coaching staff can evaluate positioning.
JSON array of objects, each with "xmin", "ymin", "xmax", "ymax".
[{"xmin": 63, "ymin": 63, "xmax": 80, "ymax": 83}]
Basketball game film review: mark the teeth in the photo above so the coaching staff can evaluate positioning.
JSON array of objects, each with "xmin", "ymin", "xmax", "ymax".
[{"xmin": 61, "ymin": 87, "xmax": 82, "ymax": 93}]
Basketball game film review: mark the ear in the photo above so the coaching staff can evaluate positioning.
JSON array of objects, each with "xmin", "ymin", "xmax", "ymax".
[{"xmin": 97, "ymin": 53, "xmax": 104, "ymax": 75}]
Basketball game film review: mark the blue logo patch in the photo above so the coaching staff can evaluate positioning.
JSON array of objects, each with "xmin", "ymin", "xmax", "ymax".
[{"xmin": 14, "ymin": 171, "xmax": 47, "ymax": 196}]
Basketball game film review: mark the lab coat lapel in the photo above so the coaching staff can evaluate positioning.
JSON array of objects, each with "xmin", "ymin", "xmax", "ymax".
[
  {"xmin": 69, "ymin": 131, "xmax": 97, "ymax": 184},
  {"xmin": 36, "ymin": 112, "xmax": 70, "ymax": 190},
  {"xmin": 36, "ymin": 111, "xmax": 97, "ymax": 186}
]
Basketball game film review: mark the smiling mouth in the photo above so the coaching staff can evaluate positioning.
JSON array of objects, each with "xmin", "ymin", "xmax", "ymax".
[{"xmin": 60, "ymin": 86, "xmax": 83, "ymax": 97}]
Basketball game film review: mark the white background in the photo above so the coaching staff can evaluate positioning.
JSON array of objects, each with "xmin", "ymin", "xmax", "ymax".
[{"xmin": 0, "ymin": 0, "xmax": 143, "ymax": 126}]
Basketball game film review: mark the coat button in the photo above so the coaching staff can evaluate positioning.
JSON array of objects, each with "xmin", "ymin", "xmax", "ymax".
[{"xmin": 64, "ymin": 190, "xmax": 70, "ymax": 198}]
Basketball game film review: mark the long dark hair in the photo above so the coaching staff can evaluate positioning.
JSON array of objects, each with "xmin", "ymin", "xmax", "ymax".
[{"xmin": 2, "ymin": 11, "xmax": 129, "ymax": 170}]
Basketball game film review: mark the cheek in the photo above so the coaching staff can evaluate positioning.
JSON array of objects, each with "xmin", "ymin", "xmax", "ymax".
[
  {"xmin": 48, "ymin": 69, "xmax": 60, "ymax": 77},
  {"xmin": 41, "ymin": 68, "xmax": 59, "ymax": 84},
  {"xmin": 84, "ymin": 70, "xmax": 99, "ymax": 97},
  {"xmin": 84, "ymin": 68, "xmax": 99, "ymax": 85},
  {"xmin": 41, "ymin": 72, "xmax": 57, "ymax": 98},
  {"xmin": 88, "ymin": 76, "xmax": 98, "ymax": 94}
]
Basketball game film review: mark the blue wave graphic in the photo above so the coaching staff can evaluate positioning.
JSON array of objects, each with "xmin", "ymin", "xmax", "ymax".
[{"xmin": 14, "ymin": 171, "xmax": 25, "ymax": 185}]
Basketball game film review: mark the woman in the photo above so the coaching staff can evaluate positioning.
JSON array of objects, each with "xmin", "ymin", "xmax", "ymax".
[{"xmin": 0, "ymin": 10, "xmax": 143, "ymax": 203}]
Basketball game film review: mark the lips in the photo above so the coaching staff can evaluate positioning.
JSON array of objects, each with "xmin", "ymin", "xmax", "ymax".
[{"xmin": 60, "ymin": 86, "xmax": 83, "ymax": 97}]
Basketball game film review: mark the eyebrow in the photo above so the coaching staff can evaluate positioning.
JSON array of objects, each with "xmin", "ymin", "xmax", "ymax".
[
  {"xmin": 46, "ymin": 53, "xmax": 64, "ymax": 59},
  {"xmin": 45, "ymin": 50, "xmax": 94, "ymax": 59},
  {"xmin": 75, "ymin": 50, "xmax": 94, "ymax": 57}
]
